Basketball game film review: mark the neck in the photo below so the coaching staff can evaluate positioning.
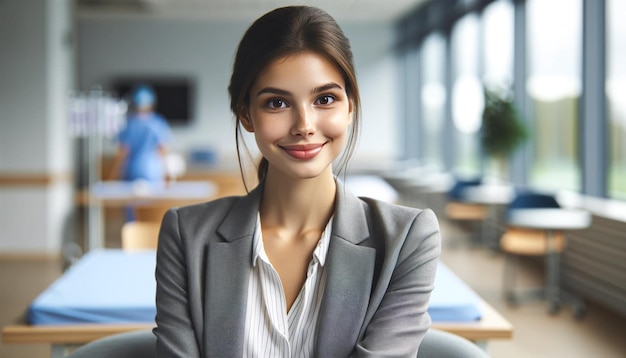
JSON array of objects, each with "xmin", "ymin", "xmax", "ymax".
[{"xmin": 260, "ymin": 168, "xmax": 336, "ymax": 235}]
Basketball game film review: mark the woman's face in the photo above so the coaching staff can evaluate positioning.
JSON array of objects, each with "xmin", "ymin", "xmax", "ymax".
[{"xmin": 242, "ymin": 52, "xmax": 353, "ymax": 180}]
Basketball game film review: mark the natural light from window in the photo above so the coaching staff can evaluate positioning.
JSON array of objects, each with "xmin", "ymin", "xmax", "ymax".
[
  {"xmin": 607, "ymin": 0, "xmax": 626, "ymax": 199},
  {"xmin": 527, "ymin": 0, "xmax": 582, "ymax": 192}
]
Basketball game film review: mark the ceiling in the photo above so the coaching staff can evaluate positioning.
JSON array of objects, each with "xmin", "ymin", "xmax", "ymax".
[{"xmin": 76, "ymin": 0, "xmax": 429, "ymax": 22}]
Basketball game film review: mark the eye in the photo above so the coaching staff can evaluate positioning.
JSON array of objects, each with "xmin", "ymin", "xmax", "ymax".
[
  {"xmin": 266, "ymin": 98, "xmax": 288, "ymax": 109},
  {"xmin": 315, "ymin": 95, "xmax": 336, "ymax": 106}
]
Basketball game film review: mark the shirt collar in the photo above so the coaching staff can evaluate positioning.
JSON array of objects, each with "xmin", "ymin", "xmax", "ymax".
[
  {"xmin": 313, "ymin": 216, "xmax": 332, "ymax": 267},
  {"xmin": 251, "ymin": 213, "xmax": 333, "ymax": 268}
]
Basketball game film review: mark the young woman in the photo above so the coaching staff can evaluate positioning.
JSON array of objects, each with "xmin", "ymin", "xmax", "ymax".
[{"xmin": 154, "ymin": 6, "xmax": 441, "ymax": 357}]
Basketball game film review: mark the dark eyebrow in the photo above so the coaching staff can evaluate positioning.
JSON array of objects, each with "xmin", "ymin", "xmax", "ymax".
[
  {"xmin": 257, "ymin": 87, "xmax": 291, "ymax": 97},
  {"xmin": 256, "ymin": 83, "xmax": 344, "ymax": 97},
  {"xmin": 313, "ymin": 83, "xmax": 344, "ymax": 95}
]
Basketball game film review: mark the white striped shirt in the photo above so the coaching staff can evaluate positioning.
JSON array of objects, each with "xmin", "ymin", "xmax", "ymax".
[{"xmin": 243, "ymin": 213, "xmax": 332, "ymax": 358}]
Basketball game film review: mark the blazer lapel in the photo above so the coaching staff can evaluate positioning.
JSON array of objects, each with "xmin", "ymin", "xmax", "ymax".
[
  {"xmin": 203, "ymin": 184, "xmax": 263, "ymax": 357},
  {"xmin": 200, "ymin": 181, "xmax": 376, "ymax": 357},
  {"xmin": 316, "ymin": 182, "xmax": 376, "ymax": 357}
]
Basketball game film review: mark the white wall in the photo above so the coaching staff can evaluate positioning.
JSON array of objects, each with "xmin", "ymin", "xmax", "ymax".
[
  {"xmin": 77, "ymin": 18, "xmax": 400, "ymax": 169},
  {"xmin": 0, "ymin": 0, "xmax": 49, "ymax": 172},
  {"xmin": 0, "ymin": 0, "xmax": 75, "ymax": 254},
  {"xmin": 343, "ymin": 24, "xmax": 400, "ymax": 168}
]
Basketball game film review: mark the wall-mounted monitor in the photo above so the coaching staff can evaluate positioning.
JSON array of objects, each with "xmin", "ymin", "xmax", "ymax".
[{"xmin": 111, "ymin": 76, "xmax": 195, "ymax": 126}]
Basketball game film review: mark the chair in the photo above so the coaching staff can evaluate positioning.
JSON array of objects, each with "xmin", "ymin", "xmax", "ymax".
[
  {"xmin": 499, "ymin": 192, "xmax": 582, "ymax": 315},
  {"xmin": 121, "ymin": 221, "xmax": 161, "ymax": 251},
  {"xmin": 418, "ymin": 329, "xmax": 489, "ymax": 358},
  {"xmin": 445, "ymin": 177, "xmax": 489, "ymax": 219},
  {"xmin": 67, "ymin": 330, "xmax": 155, "ymax": 358},
  {"xmin": 444, "ymin": 177, "xmax": 489, "ymax": 243},
  {"xmin": 500, "ymin": 192, "xmax": 565, "ymax": 256},
  {"xmin": 66, "ymin": 329, "xmax": 484, "ymax": 358}
]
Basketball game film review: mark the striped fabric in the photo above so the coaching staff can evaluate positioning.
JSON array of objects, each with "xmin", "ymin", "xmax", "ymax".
[{"xmin": 243, "ymin": 214, "xmax": 332, "ymax": 358}]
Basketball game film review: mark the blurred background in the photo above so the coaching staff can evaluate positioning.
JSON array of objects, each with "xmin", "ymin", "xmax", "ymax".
[{"xmin": 2, "ymin": 0, "xmax": 625, "ymax": 252}]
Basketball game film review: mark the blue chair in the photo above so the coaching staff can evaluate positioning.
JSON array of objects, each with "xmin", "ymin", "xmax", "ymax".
[
  {"xmin": 507, "ymin": 192, "xmax": 560, "ymax": 211},
  {"xmin": 447, "ymin": 177, "xmax": 482, "ymax": 201},
  {"xmin": 500, "ymin": 192, "xmax": 563, "ymax": 256}
]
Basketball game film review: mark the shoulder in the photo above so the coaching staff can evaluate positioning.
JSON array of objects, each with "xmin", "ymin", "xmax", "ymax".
[
  {"xmin": 151, "ymin": 114, "xmax": 170, "ymax": 128},
  {"xmin": 149, "ymin": 115, "xmax": 171, "ymax": 138},
  {"xmin": 357, "ymin": 196, "xmax": 440, "ymax": 251},
  {"xmin": 334, "ymin": 183, "xmax": 439, "ymax": 246},
  {"xmin": 359, "ymin": 196, "xmax": 437, "ymax": 231},
  {"xmin": 163, "ymin": 183, "xmax": 262, "ymax": 245}
]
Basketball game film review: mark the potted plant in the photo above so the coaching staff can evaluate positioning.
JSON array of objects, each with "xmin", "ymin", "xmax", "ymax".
[{"xmin": 480, "ymin": 87, "xmax": 528, "ymax": 179}]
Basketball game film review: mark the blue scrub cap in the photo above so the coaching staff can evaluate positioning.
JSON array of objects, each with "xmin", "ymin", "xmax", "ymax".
[{"xmin": 132, "ymin": 85, "xmax": 156, "ymax": 107}]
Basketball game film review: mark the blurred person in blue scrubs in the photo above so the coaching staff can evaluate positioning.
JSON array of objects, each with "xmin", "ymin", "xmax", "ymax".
[
  {"xmin": 109, "ymin": 85, "xmax": 172, "ymax": 183},
  {"xmin": 109, "ymin": 85, "xmax": 172, "ymax": 221}
]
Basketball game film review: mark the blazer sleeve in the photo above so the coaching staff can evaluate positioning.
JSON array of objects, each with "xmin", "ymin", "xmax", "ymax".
[
  {"xmin": 352, "ymin": 208, "xmax": 441, "ymax": 357},
  {"xmin": 154, "ymin": 208, "xmax": 202, "ymax": 357}
]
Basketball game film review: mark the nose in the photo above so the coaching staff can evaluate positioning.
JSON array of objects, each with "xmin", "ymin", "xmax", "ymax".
[{"xmin": 291, "ymin": 105, "xmax": 315, "ymax": 137}]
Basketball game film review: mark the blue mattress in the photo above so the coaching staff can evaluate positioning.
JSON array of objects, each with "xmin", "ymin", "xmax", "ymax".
[
  {"xmin": 428, "ymin": 263, "xmax": 482, "ymax": 321},
  {"xmin": 27, "ymin": 250, "xmax": 157, "ymax": 324},
  {"xmin": 27, "ymin": 250, "xmax": 481, "ymax": 324}
]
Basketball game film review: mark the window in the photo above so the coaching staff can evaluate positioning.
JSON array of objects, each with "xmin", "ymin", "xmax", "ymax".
[
  {"xmin": 420, "ymin": 33, "xmax": 446, "ymax": 171},
  {"xmin": 402, "ymin": 46, "xmax": 422, "ymax": 160},
  {"xmin": 482, "ymin": 0, "xmax": 514, "ymax": 90},
  {"xmin": 526, "ymin": 0, "xmax": 582, "ymax": 191},
  {"xmin": 607, "ymin": 0, "xmax": 626, "ymax": 199},
  {"xmin": 451, "ymin": 14, "xmax": 482, "ymax": 177},
  {"xmin": 481, "ymin": 0, "xmax": 514, "ymax": 178}
]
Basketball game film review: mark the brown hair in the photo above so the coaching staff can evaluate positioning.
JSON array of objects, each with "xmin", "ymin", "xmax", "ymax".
[{"xmin": 228, "ymin": 6, "xmax": 361, "ymax": 190}]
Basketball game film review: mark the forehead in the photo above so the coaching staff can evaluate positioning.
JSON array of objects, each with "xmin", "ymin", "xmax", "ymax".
[{"xmin": 253, "ymin": 52, "xmax": 345, "ymax": 91}]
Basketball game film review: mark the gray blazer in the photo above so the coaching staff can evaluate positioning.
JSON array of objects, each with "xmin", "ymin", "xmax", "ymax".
[{"xmin": 154, "ymin": 182, "xmax": 441, "ymax": 357}]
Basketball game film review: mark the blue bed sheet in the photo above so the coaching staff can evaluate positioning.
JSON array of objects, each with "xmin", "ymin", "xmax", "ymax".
[
  {"xmin": 27, "ymin": 249, "xmax": 481, "ymax": 324},
  {"xmin": 428, "ymin": 263, "xmax": 482, "ymax": 321},
  {"xmin": 27, "ymin": 250, "xmax": 156, "ymax": 325}
]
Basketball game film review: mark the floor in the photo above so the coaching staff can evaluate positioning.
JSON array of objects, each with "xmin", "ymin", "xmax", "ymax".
[
  {"xmin": 439, "ymin": 221, "xmax": 626, "ymax": 358},
  {"xmin": 1, "ymin": 213, "xmax": 625, "ymax": 357},
  {"xmin": 0, "ymin": 257, "xmax": 62, "ymax": 358}
]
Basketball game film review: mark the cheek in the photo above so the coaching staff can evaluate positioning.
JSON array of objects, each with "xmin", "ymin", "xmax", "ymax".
[
  {"xmin": 253, "ymin": 117, "xmax": 288, "ymax": 143},
  {"xmin": 322, "ymin": 113, "xmax": 352, "ymax": 139}
]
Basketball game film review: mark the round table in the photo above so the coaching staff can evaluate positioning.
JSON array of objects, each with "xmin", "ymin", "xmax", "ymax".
[{"xmin": 507, "ymin": 208, "xmax": 592, "ymax": 316}]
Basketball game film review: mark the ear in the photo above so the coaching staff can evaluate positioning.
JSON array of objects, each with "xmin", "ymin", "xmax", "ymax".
[
  {"xmin": 347, "ymin": 99, "xmax": 355, "ymax": 126},
  {"xmin": 239, "ymin": 108, "xmax": 254, "ymax": 132}
]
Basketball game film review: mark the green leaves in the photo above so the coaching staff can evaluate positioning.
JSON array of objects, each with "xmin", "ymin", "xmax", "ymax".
[{"xmin": 481, "ymin": 88, "xmax": 528, "ymax": 159}]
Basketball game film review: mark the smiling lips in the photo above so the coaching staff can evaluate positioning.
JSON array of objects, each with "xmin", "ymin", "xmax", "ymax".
[{"xmin": 281, "ymin": 143, "xmax": 325, "ymax": 160}]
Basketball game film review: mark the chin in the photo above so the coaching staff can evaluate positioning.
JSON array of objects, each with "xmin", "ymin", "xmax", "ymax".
[{"xmin": 281, "ymin": 163, "xmax": 333, "ymax": 181}]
